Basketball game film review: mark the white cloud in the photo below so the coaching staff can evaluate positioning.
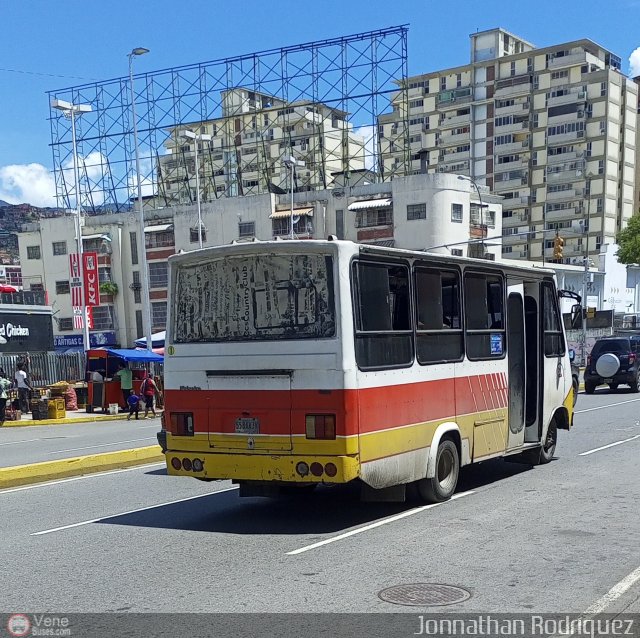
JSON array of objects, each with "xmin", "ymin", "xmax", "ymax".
[
  {"xmin": 630, "ymin": 47, "xmax": 640, "ymax": 77},
  {"xmin": 0, "ymin": 163, "xmax": 57, "ymax": 207},
  {"xmin": 354, "ymin": 125, "xmax": 378, "ymax": 171}
]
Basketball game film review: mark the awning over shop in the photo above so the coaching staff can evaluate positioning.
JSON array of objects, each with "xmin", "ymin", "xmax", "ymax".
[
  {"xmin": 94, "ymin": 347, "xmax": 163, "ymax": 362},
  {"xmin": 82, "ymin": 233, "xmax": 111, "ymax": 241},
  {"xmin": 348, "ymin": 198, "xmax": 392, "ymax": 211},
  {"xmin": 144, "ymin": 224, "xmax": 174, "ymax": 233},
  {"xmin": 134, "ymin": 331, "xmax": 166, "ymax": 348},
  {"xmin": 269, "ymin": 208, "xmax": 314, "ymax": 219}
]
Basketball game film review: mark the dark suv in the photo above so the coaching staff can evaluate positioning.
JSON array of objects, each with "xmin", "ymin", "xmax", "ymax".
[{"xmin": 584, "ymin": 336, "xmax": 640, "ymax": 394}]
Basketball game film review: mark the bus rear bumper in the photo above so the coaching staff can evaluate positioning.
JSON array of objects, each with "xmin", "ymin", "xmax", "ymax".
[{"xmin": 164, "ymin": 450, "xmax": 360, "ymax": 484}]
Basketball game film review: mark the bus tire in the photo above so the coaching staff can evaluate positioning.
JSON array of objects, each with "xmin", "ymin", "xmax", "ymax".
[
  {"xmin": 417, "ymin": 439, "xmax": 459, "ymax": 503},
  {"xmin": 629, "ymin": 376, "xmax": 639, "ymax": 393},
  {"xmin": 584, "ymin": 381, "xmax": 596, "ymax": 394},
  {"xmin": 538, "ymin": 419, "xmax": 557, "ymax": 464}
]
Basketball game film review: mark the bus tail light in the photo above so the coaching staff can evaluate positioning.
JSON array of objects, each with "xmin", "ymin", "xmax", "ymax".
[
  {"xmin": 182, "ymin": 458, "xmax": 193, "ymax": 472},
  {"xmin": 310, "ymin": 462, "xmax": 323, "ymax": 477},
  {"xmin": 305, "ymin": 414, "xmax": 336, "ymax": 440},
  {"xmin": 170, "ymin": 412, "xmax": 194, "ymax": 436},
  {"xmin": 630, "ymin": 353, "xmax": 636, "ymax": 365},
  {"xmin": 296, "ymin": 462, "xmax": 310, "ymax": 477},
  {"xmin": 324, "ymin": 463, "xmax": 337, "ymax": 477},
  {"xmin": 192, "ymin": 458, "xmax": 204, "ymax": 472},
  {"xmin": 170, "ymin": 457, "xmax": 182, "ymax": 471}
]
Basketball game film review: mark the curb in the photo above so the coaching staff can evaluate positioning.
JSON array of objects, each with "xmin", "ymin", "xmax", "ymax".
[
  {"xmin": 2, "ymin": 413, "xmax": 133, "ymax": 428},
  {"xmin": 0, "ymin": 446, "xmax": 164, "ymax": 489}
]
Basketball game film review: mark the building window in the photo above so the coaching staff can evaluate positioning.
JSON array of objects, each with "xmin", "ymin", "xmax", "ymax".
[
  {"xmin": 238, "ymin": 221, "xmax": 255, "ymax": 238},
  {"xmin": 598, "ymin": 160, "xmax": 605, "ymax": 175},
  {"xmin": 355, "ymin": 209, "xmax": 393, "ymax": 229},
  {"xmin": 596, "ymin": 197, "xmax": 603, "ymax": 213},
  {"xmin": 336, "ymin": 210, "xmax": 344, "ymax": 239},
  {"xmin": 91, "ymin": 306, "xmax": 115, "ymax": 330},
  {"xmin": 440, "ymin": 77, "xmax": 446, "ymax": 91},
  {"xmin": 407, "ymin": 203, "xmax": 427, "ymax": 221},
  {"xmin": 152, "ymin": 302, "xmax": 167, "ymax": 329},
  {"xmin": 135, "ymin": 310, "xmax": 143, "ymax": 339},
  {"xmin": 130, "ymin": 232, "xmax": 138, "ymax": 265},
  {"xmin": 55, "ymin": 280, "xmax": 70, "ymax": 295},
  {"xmin": 190, "ymin": 227, "xmax": 207, "ymax": 243},
  {"xmin": 145, "ymin": 230, "xmax": 175, "ymax": 249},
  {"xmin": 27, "ymin": 245, "xmax": 41, "ymax": 260},
  {"xmin": 52, "ymin": 241, "xmax": 67, "ymax": 256},
  {"xmin": 510, "ymin": 61, "xmax": 516, "ymax": 77},
  {"xmin": 600, "ymin": 82, "xmax": 607, "ymax": 97},
  {"xmin": 451, "ymin": 203, "xmax": 463, "ymax": 223},
  {"xmin": 409, "ymin": 99, "xmax": 424, "ymax": 109},
  {"xmin": 58, "ymin": 318, "xmax": 74, "ymax": 331},
  {"xmin": 148, "ymin": 262, "xmax": 168, "ymax": 289},
  {"xmin": 132, "ymin": 271, "xmax": 141, "ymax": 304},
  {"xmin": 456, "ymin": 73, "xmax": 462, "ymax": 87}
]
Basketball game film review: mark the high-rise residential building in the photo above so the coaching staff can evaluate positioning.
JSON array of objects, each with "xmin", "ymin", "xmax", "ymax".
[
  {"xmin": 157, "ymin": 88, "xmax": 366, "ymax": 205},
  {"xmin": 378, "ymin": 28, "xmax": 638, "ymax": 264}
]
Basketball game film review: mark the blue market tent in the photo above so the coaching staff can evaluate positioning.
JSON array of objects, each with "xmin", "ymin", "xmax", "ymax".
[
  {"xmin": 102, "ymin": 348, "xmax": 164, "ymax": 362},
  {"xmin": 134, "ymin": 331, "xmax": 165, "ymax": 348}
]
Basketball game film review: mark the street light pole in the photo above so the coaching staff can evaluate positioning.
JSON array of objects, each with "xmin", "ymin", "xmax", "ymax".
[
  {"xmin": 179, "ymin": 130, "xmax": 212, "ymax": 249},
  {"xmin": 458, "ymin": 175, "xmax": 486, "ymax": 257},
  {"xmin": 51, "ymin": 99, "xmax": 92, "ymax": 353},
  {"xmin": 128, "ymin": 47, "xmax": 153, "ymax": 351},
  {"xmin": 284, "ymin": 156, "xmax": 304, "ymax": 240}
]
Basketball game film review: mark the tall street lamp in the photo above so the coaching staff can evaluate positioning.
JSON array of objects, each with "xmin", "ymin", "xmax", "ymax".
[
  {"xmin": 179, "ymin": 129, "xmax": 212, "ymax": 249},
  {"xmin": 128, "ymin": 46, "xmax": 153, "ymax": 351},
  {"xmin": 51, "ymin": 98, "xmax": 92, "ymax": 353},
  {"xmin": 457, "ymin": 174, "xmax": 489, "ymax": 258},
  {"xmin": 283, "ymin": 156, "xmax": 305, "ymax": 239}
]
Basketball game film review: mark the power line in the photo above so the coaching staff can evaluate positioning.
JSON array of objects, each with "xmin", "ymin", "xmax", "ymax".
[{"xmin": 0, "ymin": 67, "xmax": 97, "ymax": 81}]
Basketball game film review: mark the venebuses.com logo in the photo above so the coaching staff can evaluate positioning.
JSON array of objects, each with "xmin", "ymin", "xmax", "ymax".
[{"xmin": 6, "ymin": 615, "xmax": 31, "ymax": 637}]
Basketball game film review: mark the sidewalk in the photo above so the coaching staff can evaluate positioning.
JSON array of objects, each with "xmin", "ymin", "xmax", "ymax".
[{"xmin": 3, "ymin": 409, "xmax": 131, "ymax": 428}]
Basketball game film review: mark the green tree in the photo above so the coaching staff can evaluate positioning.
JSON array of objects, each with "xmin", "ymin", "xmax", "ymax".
[{"xmin": 616, "ymin": 215, "xmax": 640, "ymax": 265}]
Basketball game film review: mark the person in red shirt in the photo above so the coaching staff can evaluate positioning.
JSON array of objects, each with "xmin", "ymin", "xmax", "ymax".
[{"xmin": 141, "ymin": 373, "xmax": 161, "ymax": 419}]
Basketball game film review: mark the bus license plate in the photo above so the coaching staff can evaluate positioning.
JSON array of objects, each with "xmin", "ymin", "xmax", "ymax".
[
  {"xmin": 235, "ymin": 417, "xmax": 260, "ymax": 434},
  {"xmin": 604, "ymin": 378, "xmax": 613, "ymax": 383}
]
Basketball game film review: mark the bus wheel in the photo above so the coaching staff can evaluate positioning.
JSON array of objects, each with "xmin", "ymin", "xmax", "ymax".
[
  {"xmin": 417, "ymin": 439, "xmax": 459, "ymax": 503},
  {"xmin": 538, "ymin": 420, "xmax": 557, "ymax": 464}
]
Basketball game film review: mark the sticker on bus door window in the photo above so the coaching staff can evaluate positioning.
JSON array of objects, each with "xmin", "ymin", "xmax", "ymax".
[{"xmin": 490, "ymin": 333, "xmax": 503, "ymax": 355}]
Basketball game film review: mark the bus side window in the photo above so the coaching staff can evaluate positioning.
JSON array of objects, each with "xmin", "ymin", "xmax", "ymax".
[
  {"xmin": 415, "ymin": 267, "xmax": 463, "ymax": 364},
  {"xmin": 464, "ymin": 272, "xmax": 505, "ymax": 360}
]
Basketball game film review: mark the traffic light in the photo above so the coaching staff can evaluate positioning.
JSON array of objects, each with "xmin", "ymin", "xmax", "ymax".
[{"xmin": 553, "ymin": 233, "xmax": 564, "ymax": 261}]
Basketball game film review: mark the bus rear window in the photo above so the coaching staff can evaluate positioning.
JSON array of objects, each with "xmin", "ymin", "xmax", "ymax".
[{"xmin": 173, "ymin": 253, "xmax": 335, "ymax": 342}]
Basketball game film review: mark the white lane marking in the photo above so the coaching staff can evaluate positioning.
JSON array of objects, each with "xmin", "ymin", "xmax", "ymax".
[
  {"xmin": 0, "ymin": 463, "xmax": 166, "ymax": 495},
  {"xmin": 0, "ymin": 439, "xmax": 40, "ymax": 446},
  {"xmin": 46, "ymin": 438, "xmax": 155, "ymax": 454},
  {"xmin": 583, "ymin": 565, "xmax": 640, "ymax": 615},
  {"xmin": 575, "ymin": 398, "xmax": 640, "ymax": 413},
  {"xmin": 579, "ymin": 434, "xmax": 640, "ymax": 456},
  {"xmin": 31, "ymin": 486, "xmax": 239, "ymax": 536},
  {"xmin": 287, "ymin": 490, "xmax": 475, "ymax": 556}
]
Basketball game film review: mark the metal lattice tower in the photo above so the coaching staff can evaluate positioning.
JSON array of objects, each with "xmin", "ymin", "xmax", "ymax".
[{"xmin": 48, "ymin": 26, "xmax": 409, "ymax": 213}]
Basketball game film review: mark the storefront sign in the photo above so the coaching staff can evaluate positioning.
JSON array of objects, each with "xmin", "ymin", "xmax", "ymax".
[
  {"xmin": 83, "ymin": 252, "xmax": 101, "ymax": 307},
  {"xmin": 54, "ymin": 331, "xmax": 117, "ymax": 351},
  {"xmin": 0, "ymin": 312, "xmax": 54, "ymax": 353}
]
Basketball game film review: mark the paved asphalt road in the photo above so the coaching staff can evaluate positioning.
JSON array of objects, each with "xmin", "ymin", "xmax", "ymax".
[
  {"xmin": 1, "ymin": 387, "xmax": 639, "ymax": 616},
  {"xmin": 0, "ymin": 417, "xmax": 161, "ymax": 467}
]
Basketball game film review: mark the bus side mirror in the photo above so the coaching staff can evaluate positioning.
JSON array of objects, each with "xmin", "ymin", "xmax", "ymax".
[{"xmin": 570, "ymin": 303, "xmax": 582, "ymax": 329}]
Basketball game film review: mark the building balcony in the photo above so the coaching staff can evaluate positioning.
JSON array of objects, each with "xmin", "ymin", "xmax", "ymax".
[
  {"xmin": 494, "ymin": 80, "xmax": 533, "ymax": 98},
  {"xmin": 547, "ymin": 51, "xmax": 588, "ymax": 69},
  {"xmin": 494, "ymin": 120, "xmax": 529, "ymax": 135},
  {"xmin": 438, "ymin": 149, "xmax": 471, "ymax": 163},
  {"xmin": 546, "ymin": 169, "xmax": 582, "ymax": 184},
  {"xmin": 437, "ymin": 88, "xmax": 473, "ymax": 109},
  {"xmin": 501, "ymin": 196, "xmax": 530, "ymax": 210},
  {"xmin": 503, "ymin": 250, "xmax": 530, "ymax": 259},
  {"xmin": 495, "ymin": 101, "xmax": 530, "ymax": 116},
  {"xmin": 546, "ymin": 188, "xmax": 584, "ymax": 201},
  {"xmin": 545, "ymin": 207, "xmax": 581, "ymax": 222},
  {"xmin": 502, "ymin": 213, "xmax": 529, "ymax": 227},
  {"xmin": 547, "ymin": 130, "xmax": 586, "ymax": 144},
  {"xmin": 493, "ymin": 140, "xmax": 529, "ymax": 154},
  {"xmin": 547, "ymin": 91, "xmax": 586, "ymax": 108},
  {"xmin": 503, "ymin": 230, "xmax": 530, "ymax": 244},
  {"xmin": 439, "ymin": 132, "xmax": 471, "ymax": 147},
  {"xmin": 495, "ymin": 158, "xmax": 527, "ymax": 172},
  {"xmin": 440, "ymin": 112, "xmax": 471, "ymax": 129},
  {"xmin": 495, "ymin": 176, "xmax": 528, "ymax": 190}
]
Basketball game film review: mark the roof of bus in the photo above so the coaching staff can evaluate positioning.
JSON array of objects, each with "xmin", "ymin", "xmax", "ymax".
[{"xmin": 168, "ymin": 239, "xmax": 556, "ymax": 278}]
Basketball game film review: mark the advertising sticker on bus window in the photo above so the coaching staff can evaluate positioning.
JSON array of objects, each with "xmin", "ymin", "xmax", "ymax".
[{"xmin": 490, "ymin": 333, "xmax": 503, "ymax": 355}]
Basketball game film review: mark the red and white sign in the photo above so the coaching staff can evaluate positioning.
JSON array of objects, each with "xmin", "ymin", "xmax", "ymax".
[
  {"xmin": 86, "ymin": 306, "xmax": 94, "ymax": 329},
  {"xmin": 82, "ymin": 252, "xmax": 101, "ymax": 307},
  {"xmin": 69, "ymin": 254, "xmax": 82, "ymax": 307}
]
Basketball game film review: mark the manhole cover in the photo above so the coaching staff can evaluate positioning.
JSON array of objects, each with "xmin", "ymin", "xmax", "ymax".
[{"xmin": 378, "ymin": 583, "xmax": 471, "ymax": 607}]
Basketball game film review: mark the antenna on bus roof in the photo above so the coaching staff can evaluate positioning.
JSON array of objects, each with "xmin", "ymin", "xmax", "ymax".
[{"xmin": 327, "ymin": 235, "xmax": 338, "ymax": 241}]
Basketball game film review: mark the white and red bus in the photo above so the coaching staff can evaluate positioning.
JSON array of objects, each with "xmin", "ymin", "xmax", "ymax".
[{"xmin": 158, "ymin": 239, "xmax": 574, "ymax": 502}]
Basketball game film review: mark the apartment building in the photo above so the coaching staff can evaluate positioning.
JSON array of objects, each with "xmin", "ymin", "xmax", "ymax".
[
  {"xmin": 378, "ymin": 28, "xmax": 638, "ymax": 265},
  {"xmin": 16, "ymin": 173, "xmax": 501, "ymax": 348},
  {"xmin": 157, "ymin": 88, "xmax": 366, "ymax": 204}
]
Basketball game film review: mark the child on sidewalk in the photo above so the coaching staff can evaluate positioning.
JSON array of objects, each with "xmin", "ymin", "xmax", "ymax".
[{"xmin": 126, "ymin": 390, "xmax": 141, "ymax": 420}]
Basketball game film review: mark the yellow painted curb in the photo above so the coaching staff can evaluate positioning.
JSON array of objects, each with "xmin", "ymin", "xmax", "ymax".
[
  {"xmin": 1, "ymin": 413, "xmax": 131, "ymax": 428},
  {"xmin": 0, "ymin": 446, "xmax": 165, "ymax": 489}
]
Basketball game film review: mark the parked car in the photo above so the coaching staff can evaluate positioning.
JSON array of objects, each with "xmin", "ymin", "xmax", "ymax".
[{"xmin": 584, "ymin": 336, "xmax": 640, "ymax": 394}]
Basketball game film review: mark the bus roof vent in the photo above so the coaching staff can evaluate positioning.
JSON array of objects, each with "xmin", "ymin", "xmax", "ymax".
[{"xmin": 327, "ymin": 234, "xmax": 338, "ymax": 241}]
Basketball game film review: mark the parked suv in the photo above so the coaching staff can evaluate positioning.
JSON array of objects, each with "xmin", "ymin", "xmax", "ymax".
[{"xmin": 584, "ymin": 336, "xmax": 640, "ymax": 394}]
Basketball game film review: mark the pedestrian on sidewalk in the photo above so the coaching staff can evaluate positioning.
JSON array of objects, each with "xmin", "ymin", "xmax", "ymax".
[
  {"xmin": 115, "ymin": 362, "xmax": 133, "ymax": 409},
  {"xmin": 0, "ymin": 369, "xmax": 11, "ymax": 426},
  {"xmin": 126, "ymin": 390, "xmax": 141, "ymax": 421},
  {"xmin": 141, "ymin": 373, "xmax": 161, "ymax": 418},
  {"xmin": 14, "ymin": 363, "xmax": 32, "ymax": 414}
]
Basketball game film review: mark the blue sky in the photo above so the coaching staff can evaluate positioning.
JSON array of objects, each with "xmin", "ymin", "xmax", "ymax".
[{"xmin": 0, "ymin": 0, "xmax": 638, "ymax": 206}]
